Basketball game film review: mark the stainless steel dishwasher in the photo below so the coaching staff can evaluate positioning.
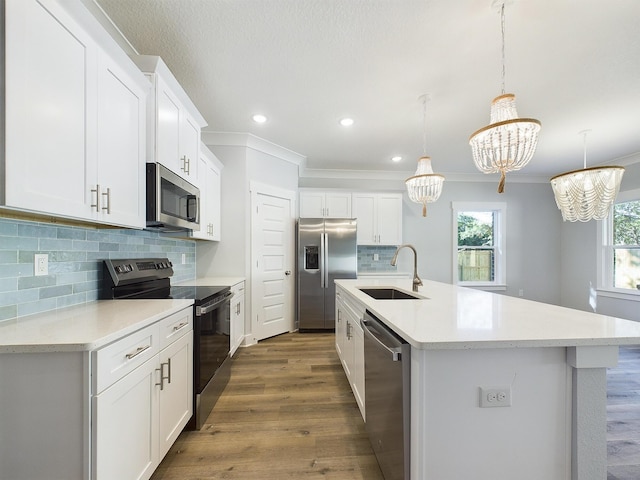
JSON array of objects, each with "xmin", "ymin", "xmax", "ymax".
[{"xmin": 362, "ymin": 310, "xmax": 411, "ymax": 480}]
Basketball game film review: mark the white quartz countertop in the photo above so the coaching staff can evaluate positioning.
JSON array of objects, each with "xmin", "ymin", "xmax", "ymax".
[
  {"xmin": 0, "ymin": 299, "xmax": 194, "ymax": 353},
  {"xmin": 336, "ymin": 278, "xmax": 640, "ymax": 350},
  {"xmin": 175, "ymin": 277, "xmax": 245, "ymax": 287}
]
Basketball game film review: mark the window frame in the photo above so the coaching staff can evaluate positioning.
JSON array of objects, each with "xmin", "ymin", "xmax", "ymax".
[
  {"xmin": 598, "ymin": 188, "xmax": 640, "ymax": 301},
  {"xmin": 452, "ymin": 201, "xmax": 507, "ymax": 291}
]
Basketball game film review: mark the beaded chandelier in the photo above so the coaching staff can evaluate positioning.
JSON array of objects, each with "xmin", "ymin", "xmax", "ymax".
[
  {"xmin": 469, "ymin": 2, "xmax": 541, "ymax": 193},
  {"xmin": 550, "ymin": 131, "xmax": 624, "ymax": 222},
  {"xmin": 406, "ymin": 95, "xmax": 444, "ymax": 217}
]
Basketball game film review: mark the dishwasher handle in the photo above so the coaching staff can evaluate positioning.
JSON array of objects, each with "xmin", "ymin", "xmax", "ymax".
[{"xmin": 362, "ymin": 314, "xmax": 404, "ymax": 362}]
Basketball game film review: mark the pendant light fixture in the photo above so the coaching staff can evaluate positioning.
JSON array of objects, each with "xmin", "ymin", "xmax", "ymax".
[
  {"xmin": 469, "ymin": 1, "xmax": 541, "ymax": 193},
  {"xmin": 406, "ymin": 94, "xmax": 445, "ymax": 217},
  {"xmin": 550, "ymin": 130, "xmax": 624, "ymax": 222}
]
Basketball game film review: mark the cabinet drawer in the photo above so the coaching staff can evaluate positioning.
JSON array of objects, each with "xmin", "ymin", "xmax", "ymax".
[
  {"xmin": 231, "ymin": 281, "xmax": 245, "ymax": 296},
  {"xmin": 93, "ymin": 323, "xmax": 159, "ymax": 394},
  {"xmin": 158, "ymin": 308, "xmax": 193, "ymax": 350}
]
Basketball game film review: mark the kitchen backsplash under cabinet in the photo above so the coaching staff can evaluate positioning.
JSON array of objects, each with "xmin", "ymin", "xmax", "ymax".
[{"xmin": 0, "ymin": 217, "xmax": 195, "ymax": 322}]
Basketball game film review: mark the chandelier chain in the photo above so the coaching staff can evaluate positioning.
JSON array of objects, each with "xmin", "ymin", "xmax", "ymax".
[
  {"xmin": 422, "ymin": 95, "xmax": 428, "ymax": 155},
  {"xmin": 500, "ymin": 2, "xmax": 506, "ymax": 95},
  {"xmin": 582, "ymin": 130, "xmax": 588, "ymax": 169}
]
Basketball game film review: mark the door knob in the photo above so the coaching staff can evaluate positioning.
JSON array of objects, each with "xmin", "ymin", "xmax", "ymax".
[{"xmin": 285, "ymin": 270, "xmax": 291, "ymax": 275}]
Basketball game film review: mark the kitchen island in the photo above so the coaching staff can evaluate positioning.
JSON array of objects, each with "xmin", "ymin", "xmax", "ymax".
[{"xmin": 336, "ymin": 278, "xmax": 640, "ymax": 480}]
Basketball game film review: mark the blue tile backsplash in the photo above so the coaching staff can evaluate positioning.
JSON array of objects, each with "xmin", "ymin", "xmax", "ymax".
[
  {"xmin": 357, "ymin": 245, "xmax": 398, "ymax": 273},
  {"xmin": 0, "ymin": 217, "xmax": 196, "ymax": 321}
]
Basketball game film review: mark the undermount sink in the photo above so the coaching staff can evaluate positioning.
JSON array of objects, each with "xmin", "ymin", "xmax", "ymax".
[{"xmin": 358, "ymin": 287, "xmax": 424, "ymax": 300}]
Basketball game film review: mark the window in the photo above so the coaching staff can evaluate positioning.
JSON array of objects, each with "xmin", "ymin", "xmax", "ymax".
[
  {"xmin": 452, "ymin": 202, "xmax": 506, "ymax": 290},
  {"xmin": 600, "ymin": 190, "xmax": 640, "ymax": 296}
]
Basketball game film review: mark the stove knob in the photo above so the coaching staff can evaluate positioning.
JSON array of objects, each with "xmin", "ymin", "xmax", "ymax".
[
  {"xmin": 115, "ymin": 266, "xmax": 122, "ymax": 274},
  {"xmin": 168, "ymin": 261, "xmax": 173, "ymax": 267}
]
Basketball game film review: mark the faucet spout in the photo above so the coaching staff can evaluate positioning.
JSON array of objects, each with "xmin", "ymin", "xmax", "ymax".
[{"xmin": 391, "ymin": 244, "xmax": 423, "ymax": 292}]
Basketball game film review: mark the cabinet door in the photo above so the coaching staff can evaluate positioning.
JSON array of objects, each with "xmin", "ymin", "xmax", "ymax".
[
  {"xmin": 96, "ymin": 51, "xmax": 146, "ymax": 228},
  {"xmin": 5, "ymin": 0, "xmax": 96, "ymax": 219},
  {"xmin": 325, "ymin": 193, "xmax": 351, "ymax": 218},
  {"xmin": 230, "ymin": 291, "xmax": 245, "ymax": 356},
  {"xmin": 299, "ymin": 191, "xmax": 325, "ymax": 218},
  {"xmin": 351, "ymin": 320, "xmax": 366, "ymax": 420},
  {"xmin": 156, "ymin": 78, "xmax": 182, "ymax": 175},
  {"xmin": 210, "ymin": 164, "xmax": 222, "ymax": 241},
  {"xmin": 191, "ymin": 154, "xmax": 211, "ymax": 240},
  {"xmin": 93, "ymin": 357, "xmax": 158, "ymax": 480},
  {"xmin": 376, "ymin": 194, "xmax": 403, "ymax": 245},
  {"xmin": 352, "ymin": 194, "xmax": 377, "ymax": 244},
  {"xmin": 158, "ymin": 332, "xmax": 193, "ymax": 459},
  {"xmin": 179, "ymin": 113, "xmax": 200, "ymax": 181},
  {"xmin": 335, "ymin": 294, "xmax": 347, "ymax": 362},
  {"xmin": 192, "ymin": 153, "xmax": 222, "ymax": 241}
]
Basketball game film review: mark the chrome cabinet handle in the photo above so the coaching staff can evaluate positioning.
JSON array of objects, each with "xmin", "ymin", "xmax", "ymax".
[
  {"xmin": 125, "ymin": 344, "xmax": 150, "ymax": 360},
  {"xmin": 101, "ymin": 187, "xmax": 111, "ymax": 214},
  {"xmin": 185, "ymin": 157, "xmax": 191, "ymax": 175},
  {"xmin": 156, "ymin": 359, "xmax": 171, "ymax": 390},
  {"xmin": 181, "ymin": 155, "xmax": 187, "ymax": 173},
  {"xmin": 91, "ymin": 185, "xmax": 100, "ymax": 212},
  {"xmin": 346, "ymin": 321, "xmax": 352, "ymax": 340},
  {"xmin": 173, "ymin": 321, "xmax": 188, "ymax": 332}
]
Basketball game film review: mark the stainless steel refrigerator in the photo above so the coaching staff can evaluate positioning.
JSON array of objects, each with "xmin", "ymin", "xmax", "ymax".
[{"xmin": 297, "ymin": 218, "xmax": 357, "ymax": 330}]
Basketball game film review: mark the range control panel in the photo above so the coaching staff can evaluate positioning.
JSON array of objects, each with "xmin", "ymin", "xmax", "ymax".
[{"xmin": 104, "ymin": 258, "xmax": 174, "ymax": 286}]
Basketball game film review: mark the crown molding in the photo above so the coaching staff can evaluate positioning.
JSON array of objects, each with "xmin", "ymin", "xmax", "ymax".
[{"xmin": 201, "ymin": 131, "xmax": 306, "ymax": 166}]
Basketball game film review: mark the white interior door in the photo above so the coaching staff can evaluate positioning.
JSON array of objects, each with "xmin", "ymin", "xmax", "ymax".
[{"xmin": 251, "ymin": 183, "xmax": 295, "ymax": 341}]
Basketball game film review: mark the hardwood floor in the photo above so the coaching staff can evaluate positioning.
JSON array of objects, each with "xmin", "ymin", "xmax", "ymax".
[
  {"xmin": 151, "ymin": 332, "xmax": 384, "ymax": 479},
  {"xmin": 608, "ymin": 346, "xmax": 640, "ymax": 480},
  {"xmin": 151, "ymin": 334, "xmax": 639, "ymax": 479}
]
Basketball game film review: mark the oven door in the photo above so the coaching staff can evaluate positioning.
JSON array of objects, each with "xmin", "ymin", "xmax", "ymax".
[{"xmin": 190, "ymin": 291, "xmax": 233, "ymax": 429}]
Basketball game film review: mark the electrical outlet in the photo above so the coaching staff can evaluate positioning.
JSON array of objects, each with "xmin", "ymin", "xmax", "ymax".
[
  {"xmin": 373, "ymin": 253, "xmax": 379, "ymax": 261},
  {"xmin": 181, "ymin": 253, "xmax": 186, "ymax": 264},
  {"xmin": 34, "ymin": 254, "xmax": 48, "ymax": 276},
  {"xmin": 480, "ymin": 386, "xmax": 512, "ymax": 408}
]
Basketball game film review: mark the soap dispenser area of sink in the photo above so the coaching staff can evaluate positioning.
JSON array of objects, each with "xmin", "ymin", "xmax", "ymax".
[{"xmin": 357, "ymin": 287, "xmax": 426, "ymax": 300}]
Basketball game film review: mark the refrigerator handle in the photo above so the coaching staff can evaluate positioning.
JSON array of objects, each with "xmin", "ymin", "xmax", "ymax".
[
  {"xmin": 324, "ymin": 233, "xmax": 329, "ymax": 288},
  {"xmin": 320, "ymin": 233, "xmax": 325, "ymax": 288}
]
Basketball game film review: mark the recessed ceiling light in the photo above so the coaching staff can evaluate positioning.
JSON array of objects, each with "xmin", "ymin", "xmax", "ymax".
[
  {"xmin": 339, "ymin": 118, "xmax": 354, "ymax": 127},
  {"xmin": 392, "ymin": 156, "xmax": 402, "ymax": 163},
  {"xmin": 252, "ymin": 114, "xmax": 267, "ymax": 124}
]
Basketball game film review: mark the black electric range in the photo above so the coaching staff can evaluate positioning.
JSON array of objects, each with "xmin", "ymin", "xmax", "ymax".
[{"xmin": 102, "ymin": 258, "xmax": 233, "ymax": 430}]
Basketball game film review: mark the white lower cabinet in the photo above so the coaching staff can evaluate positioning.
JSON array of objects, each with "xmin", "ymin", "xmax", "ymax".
[
  {"xmin": 335, "ymin": 286, "xmax": 365, "ymax": 419},
  {"xmin": 93, "ymin": 353, "xmax": 159, "ymax": 480},
  {"xmin": 92, "ymin": 308, "xmax": 193, "ymax": 480},
  {"xmin": 230, "ymin": 281, "xmax": 246, "ymax": 356}
]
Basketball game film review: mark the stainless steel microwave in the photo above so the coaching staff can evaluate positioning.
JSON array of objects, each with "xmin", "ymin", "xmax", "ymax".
[{"xmin": 146, "ymin": 163, "xmax": 200, "ymax": 231}]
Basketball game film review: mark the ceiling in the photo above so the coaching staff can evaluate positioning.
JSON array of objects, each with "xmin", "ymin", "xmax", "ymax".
[{"xmin": 94, "ymin": 0, "xmax": 640, "ymax": 180}]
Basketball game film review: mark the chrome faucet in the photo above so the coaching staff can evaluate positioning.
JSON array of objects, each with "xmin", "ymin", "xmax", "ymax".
[{"xmin": 391, "ymin": 244, "xmax": 423, "ymax": 292}]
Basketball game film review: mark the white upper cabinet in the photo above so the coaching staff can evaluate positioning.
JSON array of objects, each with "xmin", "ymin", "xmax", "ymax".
[
  {"xmin": 299, "ymin": 190, "xmax": 351, "ymax": 218},
  {"xmin": 133, "ymin": 55, "xmax": 207, "ymax": 183},
  {"xmin": 192, "ymin": 144, "xmax": 222, "ymax": 241},
  {"xmin": 352, "ymin": 193, "xmax": 403, "ymax": 245},
  {"xmin": 3, "ymin": 0, "xmax": 148, "ymax": 228},
  {"xmin": 96, "ymin": 51, "xmax": 147, "ymax": 228}
]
